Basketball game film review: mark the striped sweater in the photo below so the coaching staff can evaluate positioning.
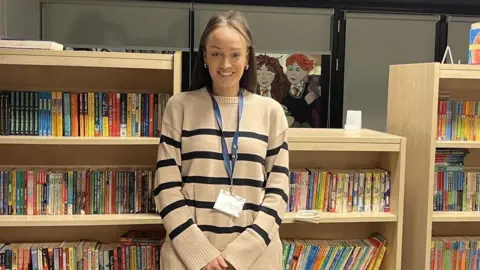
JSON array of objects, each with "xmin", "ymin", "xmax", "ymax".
[{"xmin": 154, "ymin": 86, "xmax": 289, "ymax": 270}]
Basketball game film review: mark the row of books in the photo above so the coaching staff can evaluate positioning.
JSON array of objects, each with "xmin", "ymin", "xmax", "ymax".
[
  {"xmin": 282, "ymin": 232, "xmax": 386, "ymax": 270},
  {"xmin": 288, "ymin": 169, "xmax": 391, "ymax": 213},
  {"xmin": 0, "ymin": 90, "xmax": 171, "ymax": 137},
  {"xmin": 0, "ymin": 168, "xmax": 156, "ymax": 216},
  {"xmin": 437, "ymin": 98, "xmax": 480, "ymax": 141},
  {"xmin": 0, "ymin": 230, "xmax": 165, "ymax": 270},
  {"xmin": 430, "ymin": 236, "xmax": 480, "ymax": 269},
  {"xmin": 433, "ymin": 148, "xmax": 474, "ymax": 211}
]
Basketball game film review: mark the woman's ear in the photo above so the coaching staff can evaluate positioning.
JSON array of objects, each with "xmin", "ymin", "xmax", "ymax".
[{"xmin": 203, "ymin": 49, "xmax": 208, "ymax": 67}]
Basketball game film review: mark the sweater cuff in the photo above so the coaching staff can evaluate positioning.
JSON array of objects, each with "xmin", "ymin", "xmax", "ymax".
[
  {"xmin": 221, "ymin": 231, "xmax": 265, "ymax": 270},
  {"xmin": 172, "ymin": 225, "xmax": 221, "ymax": 270}
]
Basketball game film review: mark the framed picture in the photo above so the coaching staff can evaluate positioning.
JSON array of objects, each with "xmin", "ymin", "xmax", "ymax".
[{"xmin": 255, "ymin": 53, "xmax": 329, "ymax": 128}]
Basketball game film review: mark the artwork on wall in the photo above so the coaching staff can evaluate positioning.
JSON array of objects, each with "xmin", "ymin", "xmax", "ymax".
[{"xmin": 255, "ymin": 53, "xmax": 323, "ymax": 128}]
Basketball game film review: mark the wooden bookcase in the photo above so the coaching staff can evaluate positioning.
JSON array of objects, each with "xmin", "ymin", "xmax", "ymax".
[
  {"xmin": 386, "ymin": 63, "xmax": 480, "ymax": 270},
  {"xmin": 0, "ymin": 49, "xmax": 405, "ymax": 270}
]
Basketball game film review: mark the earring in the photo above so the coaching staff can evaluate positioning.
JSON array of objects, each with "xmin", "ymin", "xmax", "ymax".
[
  {"xmin": 245, "ymin": 65, "xmax": 249, "ymax": 70},
  {"xmin": 204, "ymin": 63, "xmax": 207, "ymax": 68}
]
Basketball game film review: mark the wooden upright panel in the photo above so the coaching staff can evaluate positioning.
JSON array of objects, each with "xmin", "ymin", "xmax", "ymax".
[{"xmin": 387, "ymin": 63, "xmax": 439, "ymax": 270}]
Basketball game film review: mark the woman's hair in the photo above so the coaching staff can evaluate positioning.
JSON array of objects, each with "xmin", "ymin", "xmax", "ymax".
[
  {"xmin": 256, "ymin": 54, "xmax": 289, "ymax": 102},
  {"xmin": 188, "ymin": 11, "xmax": 258, "ymax": 94}
]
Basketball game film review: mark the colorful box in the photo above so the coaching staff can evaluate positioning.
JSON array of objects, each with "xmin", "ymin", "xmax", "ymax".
[{"xmin": 469, "ymin": 22, "xmax": 480, "ymax": 64}]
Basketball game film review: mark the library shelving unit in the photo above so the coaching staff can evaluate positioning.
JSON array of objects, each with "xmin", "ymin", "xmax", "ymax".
[
  {"xmin": 0, "ymin": 48, "xmax": 405, "ymax": 269},
  {"xmin": 280, "ymin": 128, "xmax": 405, "ymax": 270},
  {"xmin": 0, "ymin": 48, "xmax": 182, "ymax": 243},
  {"xmin": 386, "ymin": 63, "xmax": 480, "ymax": 270}
]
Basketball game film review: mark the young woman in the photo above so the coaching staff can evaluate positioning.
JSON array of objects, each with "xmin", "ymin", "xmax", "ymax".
[{"xmin": 154, "ymin": 11, "xmax": 290, "ymax": 270}]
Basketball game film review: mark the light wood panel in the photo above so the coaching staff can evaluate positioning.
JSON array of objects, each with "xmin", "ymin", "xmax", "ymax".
[
  {"xmin": 387, "ymin": 63, "xmax": 439, "ymax": 270},
  {"xmin": 0, "ymin": 49, "xmax": 181, "ymax": 94},
  {"xmin": 387, "ymin": 62, "xmax": 480, "ymax": 269}
]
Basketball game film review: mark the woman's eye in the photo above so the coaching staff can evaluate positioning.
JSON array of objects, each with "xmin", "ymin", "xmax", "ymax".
[
  {"xmin": 232, "ymin": 53, "xmax": 240, "ymax": 58},
  {"xmin": 211, "ymin": 52, "xmax": 220, "ymax": 57}
]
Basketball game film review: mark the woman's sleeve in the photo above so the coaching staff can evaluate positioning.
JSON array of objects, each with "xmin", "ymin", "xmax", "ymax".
[
  {"xmin": 153, "ymin": 98, "xmax": 221, "ymax": 270},
  {"xmin": 221, "ymin": 106, "xmax": 290, "ymax": 270}
]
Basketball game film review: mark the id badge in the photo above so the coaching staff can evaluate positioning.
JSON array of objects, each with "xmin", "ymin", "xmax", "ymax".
[{"xmin": 213, "ymin": 189, "xmax": 246, "ymax": 217}]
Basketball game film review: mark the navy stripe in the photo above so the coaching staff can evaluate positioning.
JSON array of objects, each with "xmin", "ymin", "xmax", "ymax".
[
  {"xmin": 260, "ymin": 206, "xmax": 282, "ymax": 226},
  {"xmin": 251, "ymin": 224, "xmax": 271, "ymax": 245},
  {"xmin": 159, "ymin": 200, "xmax": 186, "ymax": 218},
  {"xmin": 169, "ymin": 218, "xmax": 194, "ymax": 241},
  {"xmin": 156, "ymin": 158, "xmax": 177, "ymax": 170},
  {"xmin": 265, "ymin": 188, "xmax": 289, "ymax": 204},
  {"xmin": 182, "ymin": 151, "xmax": 265, "ymax": 165},
  {"xmin": 152, "ymin": 181, "xmax": 183, "ymax": 196},
  {"xmin": 182, "ymin": 128, "xmax": 268, "ymax": 143},
  {"xmin": 266, "ymin": 142, "xmax": 289, "ymax": 157},
  {"xmin": 199, "ymin": 224, "xmax": 250, "ymax": 234},
  {"xmin": 160, "ymin": 135, "xmax": 181, "ymax": 149},
  {"xmin": 271, "ymin": 165, "xmax": 289, "ymax": 176},
  {"xmin": 183, "ymin": 176, "xmax": 264, "ymax": 188}
]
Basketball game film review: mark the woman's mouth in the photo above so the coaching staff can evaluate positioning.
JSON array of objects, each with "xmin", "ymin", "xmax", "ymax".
[{"xmin": 218, "ymin": 71, "xmax": 234, "ymax": 78}]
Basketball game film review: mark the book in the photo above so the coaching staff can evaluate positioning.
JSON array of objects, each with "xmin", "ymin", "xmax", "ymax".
[
  {"xmin": 281, "ymin": 232, "xmax": 387, "ymax": 269},
  {"xmin": 0, "ymin": 230, "xmax": 165, "ymax": 270},
  {"xmin": 0, "ymin": 167, "xmax": 156, "ymax": 216},
  {"xmin": 0, "ymin": 90, "xmax": 170, "ymax": 138},
  {"xmin": 288, "ymin": 168, "xmax": 390, "ymax": 214}
]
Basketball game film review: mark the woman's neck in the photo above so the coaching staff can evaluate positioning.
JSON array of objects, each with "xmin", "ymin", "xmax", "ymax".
[{"xmin": 212, "ymin": 84, "xmax": 240, "ymax": 97}]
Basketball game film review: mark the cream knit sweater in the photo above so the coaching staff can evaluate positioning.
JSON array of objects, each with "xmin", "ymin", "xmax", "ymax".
[{"xmin": 154, "ymin": 86, "xmax": 289, "ymax": 270}]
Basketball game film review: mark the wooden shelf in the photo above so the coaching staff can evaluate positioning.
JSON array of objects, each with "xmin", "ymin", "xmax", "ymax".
[
  {"xmin": 282, "ymin": 212, "xmax": 397, "ymax": 223},
  {"xmin": 436, "ymin": 140, "xmax": 480, "ymax": 149},
  {"xmin": 0, "ymin": 48, "xmax": 182, "ymax": 94},
  {"xmin": 439, "ymin": 64, "xmax": 480, "ymax": 80},
  {"xmin": 0, "ymin": 214, "xmax": 163, "ymax": 227},
  {"xmin": 0, "ymin": 129, "xmax": 402, "ymax": 150},
  {"xmin": 387, "ymin": 62, "xmax": 480, "ymax": 270},
  {"xmin": 432, "ymin": 211, "xmax": 480, "ymax": 222},
  {"xmin": 0, "ymin": 136, "xmax": 159, "ymax": 145},
  {"xmin": 287, "ymin": 128, "xmax": 402, "ymax": 152},
  {"xmin": 0, "ymin": 48, "xmax": 174, "ymax": 70},
  {"xmin": 0, "ymin": 212, "xmax": 397, "ymax": 227}
]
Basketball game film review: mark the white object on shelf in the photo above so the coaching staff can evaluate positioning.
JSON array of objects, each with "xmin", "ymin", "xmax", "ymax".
[{"xmin": 344, "ymin": 110, "xmax": 362, "ymax": 131}]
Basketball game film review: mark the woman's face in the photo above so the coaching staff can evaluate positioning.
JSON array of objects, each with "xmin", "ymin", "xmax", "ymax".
[
  {"xmin": 257, "ymin": 64, "xmax": 275, "ymax": 88},
  {"xmin": 204, "ymin": 26, "xmax": 248, "ymax": 92}
]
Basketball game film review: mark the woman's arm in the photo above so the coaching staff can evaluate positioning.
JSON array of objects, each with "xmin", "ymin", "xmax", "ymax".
[
  {"xmin": 154, "ymin": 98, "xmax": 222, "ymax": 270},
  {"xmin": 221, "ymin": 106, "xmax": 290, "ymax": 270}
]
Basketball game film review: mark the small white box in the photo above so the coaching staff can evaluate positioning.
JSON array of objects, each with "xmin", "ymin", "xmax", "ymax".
[{"xmin": 344, "ymin": 110, "xmax": 362, "ymax": 131}]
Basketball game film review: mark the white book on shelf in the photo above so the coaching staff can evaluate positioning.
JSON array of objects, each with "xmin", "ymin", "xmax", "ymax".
[{"xmin": 0, "ymin": 38, "xmax": 64, "ymax": 50}]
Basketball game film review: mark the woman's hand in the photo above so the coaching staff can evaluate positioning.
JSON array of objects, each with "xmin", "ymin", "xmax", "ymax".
[{"xmin": 203, "ymin": 256, "xmax": 228, "ymax": 270}]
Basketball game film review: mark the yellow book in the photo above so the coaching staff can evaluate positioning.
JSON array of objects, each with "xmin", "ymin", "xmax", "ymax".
[
  {"xmin": 89, "ymin": 93, "xmax": 94, "ymax": 137},
  {"xmin": 56, "ymin": 92, "xmax": 63, "ymax": 137},
  {"xmin": 51, "ymin": 92, "xmax": 57, "ymax": 136},
  {"xmin": 373, "ymin": 246, "xmax": 387, "ymax": 270}
]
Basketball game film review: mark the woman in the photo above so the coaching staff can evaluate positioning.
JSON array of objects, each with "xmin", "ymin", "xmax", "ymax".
[{"xmin": 153, "ymin": 11, "xmax": 290, "ymax": 270}]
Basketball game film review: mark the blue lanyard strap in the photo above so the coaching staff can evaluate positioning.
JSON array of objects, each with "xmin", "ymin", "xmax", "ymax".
[{"xmin": 209, "ymin": 89, "xmax": 244, "ymax": 190}]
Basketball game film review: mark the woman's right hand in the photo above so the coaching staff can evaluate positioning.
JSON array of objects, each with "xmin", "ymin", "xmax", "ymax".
[{"xmin": 203, "ymin": 256, "xmax": 228, "ymax": 270}]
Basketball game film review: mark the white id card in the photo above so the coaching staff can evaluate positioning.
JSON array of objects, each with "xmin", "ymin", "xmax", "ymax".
[{"xmin": 213, "ymin": 189, "xmax": 246, "ymax": 217}]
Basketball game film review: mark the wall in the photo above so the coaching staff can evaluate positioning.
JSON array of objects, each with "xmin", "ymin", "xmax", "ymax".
[
  {"xmin": 0, "ymin": 0, "xmax": 4, "ymax": 38},
  {"xmin": 2, "ymin": 0, "xmax": 41, "ymax": 40},
  {"xmin": 41, "ymin": 0, "xmax": 190, "ymax": 51},
  {"xmin": 343, "ymin": 13, "xmax": 437, "ymax": 131}
]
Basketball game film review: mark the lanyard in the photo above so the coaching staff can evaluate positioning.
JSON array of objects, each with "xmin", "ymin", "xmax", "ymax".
[{"xmin": 209, "ymin": 89, "xmax": 244, "ymax": 193}]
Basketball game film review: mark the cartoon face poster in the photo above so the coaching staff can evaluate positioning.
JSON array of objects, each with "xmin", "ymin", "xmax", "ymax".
[{"xmin": 256, "ymin": 53, "xmax": 322, "ymax": 128}]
